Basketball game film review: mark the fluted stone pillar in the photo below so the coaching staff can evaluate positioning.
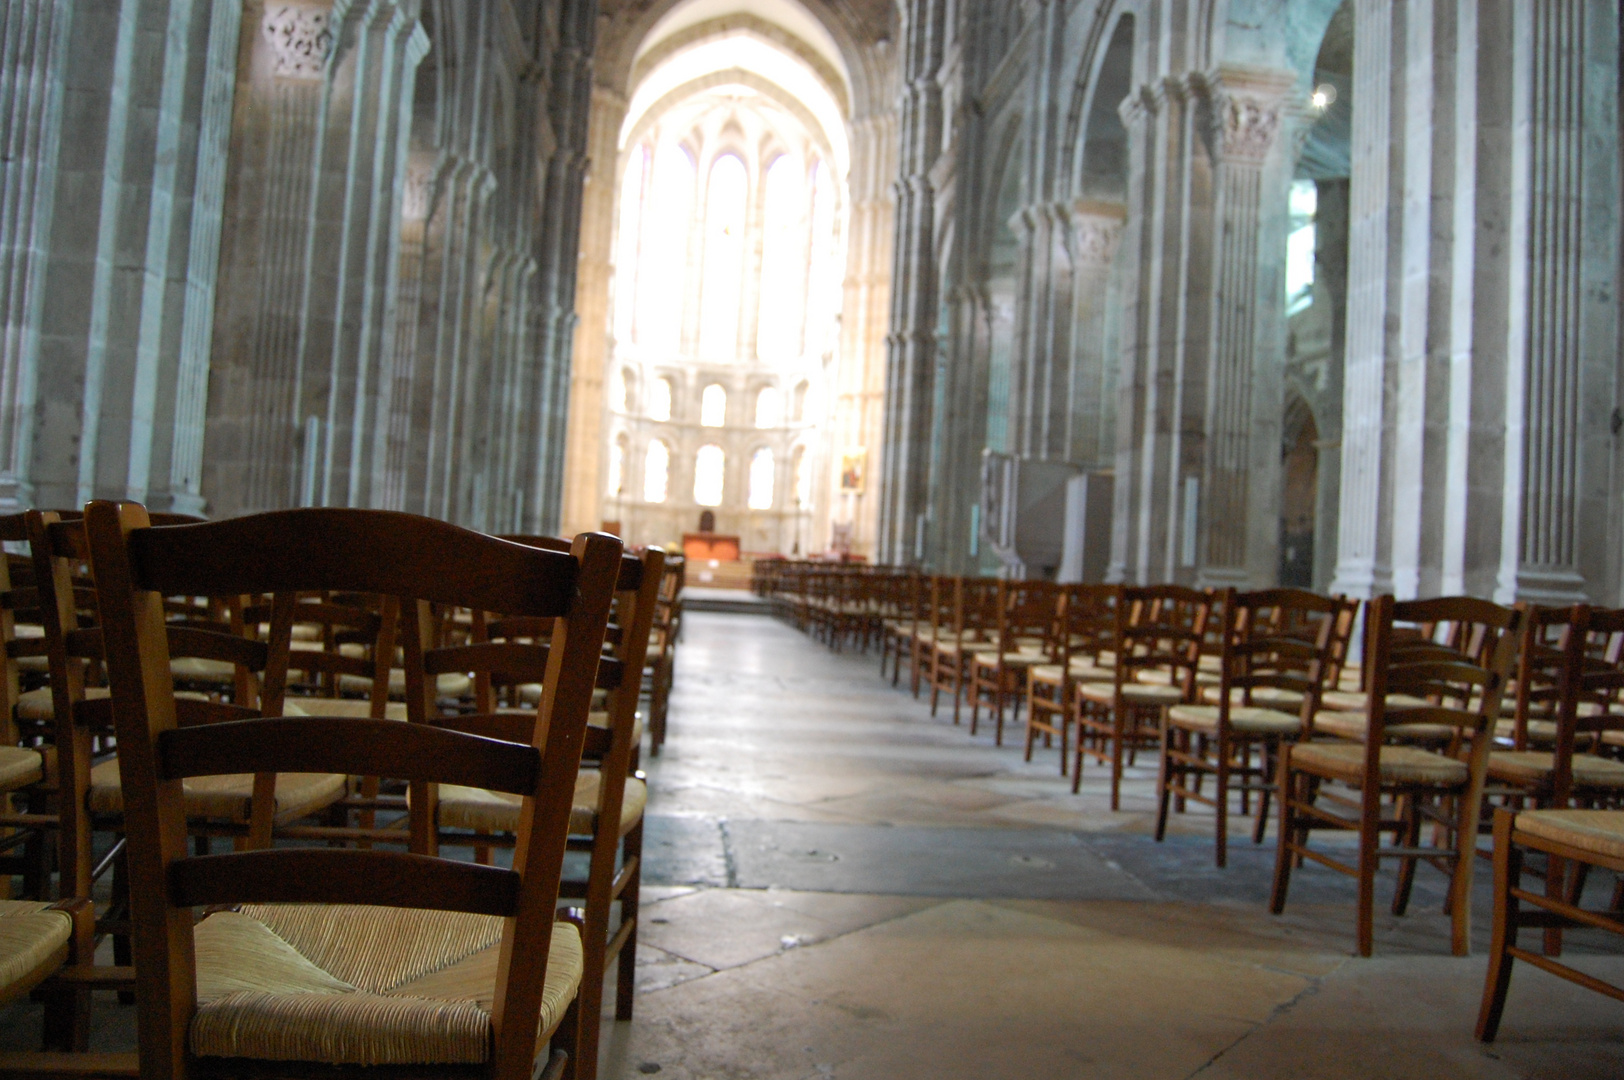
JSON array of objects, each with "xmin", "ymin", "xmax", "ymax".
[
  {"xmin": 1493, "ymin": 0, "xmax": 1611, "ymax": 603},
  {"xmin": 0, "ymin": 0, "xmax": 71, "ymax": 509},
  {"xmin": 205, "ymin": 1, "xmax": 337, "ymax": 515},
  {"xmin": 1065, "ymin": 200, "xmax": 1123, "ymax": 469},
  {"xmin": 1109, "ymin": 77, "xmax": 1211, "ymax": 585},
  {"xmin": 879, "ymin": 0, "xmax": 946, "ymax": 564},
  {"xmin": 166, "ymin": 0, "xmax": 244, "ymax": 515},
  {"xmin": 1196, "ymin": 67, "xmax": 1294, "ymax": 587}
]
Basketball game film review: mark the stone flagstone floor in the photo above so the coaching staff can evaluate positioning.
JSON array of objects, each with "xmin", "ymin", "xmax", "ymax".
[{"xmin": 599, "ymin": 611, "xmax": 1624, "ymax": 1080}]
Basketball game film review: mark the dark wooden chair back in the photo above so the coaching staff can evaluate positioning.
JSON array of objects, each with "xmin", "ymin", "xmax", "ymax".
[{"xmin": 84, "ymin": 502, "xmax": 622, "ymax": 1079}]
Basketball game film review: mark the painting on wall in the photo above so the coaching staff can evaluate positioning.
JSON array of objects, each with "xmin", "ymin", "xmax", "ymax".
[{"xmin": 840, "ymin": 447, "xmax": 866, "ymax": 494}]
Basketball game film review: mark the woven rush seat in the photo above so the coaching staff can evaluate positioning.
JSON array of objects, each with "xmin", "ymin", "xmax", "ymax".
[
  {"xmin": 1134, "ymin": 666, "xmax": 1219, "ymax": 688},
  {"xmin": 0, "ymin": 899, "xmax": 72, "ymax": 995},
  {"xmin": 1319, "ymin": 688, "xmax": 1429, "ymax": 712},
  {"xmin": 1310, "ymin": 710, "xmax": 1457, "ymax": 744},
  {"xmin": 971, "ymin": 648, "xmax": 1044, "ymax": 666},
  {"xmin": 1077, "ymin": 680, "xmax": 1183, "ymax": 706},
  {"xmin": 14, "ymin": 684, "xmax": 109, "ymax": 722},
  {"xmin": 189, "ymin": 905, "xmax": 582, "ymax": 1065},
  {"xmin": 437, "ymin": 772, "xmax": 647, "ymax": 839},
  {"xmin": 169, "ymin": 656, "xmax": 239, "ymax": 684},
  {"xmin": 1289, "ymin": 741, "xmax": 1468, "ymax": 785},
  {"xmin": 283, "ymin": 695, "xmax": 409, "ymax": 721},
  {"xmin": 1199, "ymin": 684, "xmax": 1304, "ymax": 710},
  {"xmin": 1514, "ymin": 809, "xmax": 1624, "ymax": 861},
  {"xmin": 1487, "ymin": 750, "xmax": 1624, "ymax": 787},
  {"xmin": 88, "ymin": 760, "xmax": 345, "ymax": 824},
  {"xmin": 1495, "ymin": 717, "xmax": 1597, "ymax": 748},
  {"xmin": 337, "ymin": 670, "xmax": 473, "ymax": 699},
  {"xmin": 1029, "ymin": 662, "xmax": 1114, "ymax": 685},
  {"xmin": 1167, "ymin": 704, "xmax": 1301, "ymax": 736},
  {"xmin": 0, "ymin": 745, "xmax": 44, "ymax": 792}
]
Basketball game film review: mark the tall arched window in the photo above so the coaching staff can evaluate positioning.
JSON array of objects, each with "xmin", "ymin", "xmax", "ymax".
[
  {"xmin": 748, "ymin": 447, "xmax": 775, "ymax": 509},
  {"xmin": 694, "ymin": 444, "xmax": 724, "ymax": 506},
  {"xmin": 648, "ymin": 376, "xmax": 672, "ymax": 421},
  {"xmin": 804, "ymin": 158, "xmax": 839, "ymax": 358},
  {"xmin": 757, "ymin": 154, "xmax": 807, "ymax": 361},
  {"xmin": 607, "ymin": 434, "xmax": 627, "ymax": 497},
  {"xmin": 701, "ymin": 383, "xmax": 726, "ymax": 427},
  {"xmin": 637, "ymin": 146, "xmax": 695, "ymax": 352},
  {"xmin": 643, "ymin": 440, "xmax": 670, "ymax": 503},
  {"xmin": 754, "ymin": 386, "xmax": 780, "ymax": 428},
  {"xmin": 698, "ymin": 154, "xmax": 747, "ymax": 359},
  {"xmin": 613, "ymin": 146, "xmax": 648, "ymax": 345}
]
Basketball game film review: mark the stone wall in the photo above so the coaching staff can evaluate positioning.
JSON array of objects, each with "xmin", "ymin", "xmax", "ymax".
[
  {"xmin": 879, "ymin": 0, "xmax": 1624, "ymax": 604},
  {"xmin": 0, "ymin": 0, "xmax": 596, "ymax": 530}
]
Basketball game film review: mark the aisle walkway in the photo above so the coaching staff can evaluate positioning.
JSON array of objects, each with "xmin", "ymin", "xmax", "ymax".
[{"xmin": 603, "ymin": 612, "xmax": 1624, "ymax": 1080}]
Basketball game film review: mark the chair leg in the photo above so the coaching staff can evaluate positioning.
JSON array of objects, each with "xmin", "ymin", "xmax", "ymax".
[
  {"xmin": 617, "ymin": 820, "xmax": 643, "ymax": 1021},
  {"xmin": 1214, "ymin": 735, "xmax": 1230, "ymax": 870},
  {"xmin": 1476, "ymin": 810, "xmax": 1522, "ymax": 1042},
  {"xmin": 1154, "ymin": 717, "xmax": 1174, "ymax": 842},
  {"xmin": 1391, "ymin": 794, "xmax": 1420, "ymax": 916},
  {"xmin": 1269, "ymin": 752, "xmax": 1298, "ymax": 915},
  {"xmin": 1252, "ymin": 743, "xmax": 1275, "ymax": 846},
  {"xmin": 1109, "ymin": 709, "xmax": 1125, "ymax": 812},
  {"xmin": 1356, "ymin": 778, "xmax": 1382, "ymax": 958}
]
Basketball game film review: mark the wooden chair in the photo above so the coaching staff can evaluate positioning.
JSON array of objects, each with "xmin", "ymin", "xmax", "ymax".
[
  {"xmin": 1270, "ymin": 594, "xmax": 1523, "ymax": 956},
  {"xmin": 928, "ymin": 577, "xmax": 997, "ymax": 724},
  {"xmin": 968, "ymin": 579, "xmax": 1054, "ymax": 744},
  {"xmin": 0, "ymin": 512, "xmax": 57, "ymax": 899},
  {"xmin": 82, "ymin": 501, "xmax": 621, "ymax": 1080},
  {"xmin": 645, "ymin": 554, "xmax": 683, "ymax": 756},
  {"xmin": 428, "ymin": 543, "xmax": 664, "ymax": 1080},
  {"xmin": 1156, "ymin": 588, "xmax": 1346, "ymax": 866},
  {"xmin": 1074, "ymin": 586, "xmax": 1211, "ymax": 807},
  {"xmin": 0, "ymin": 896, "xmax": 95, "ymax": 1054},
  {"xmin": 1476, "ymin": 807, "xmax": 1624, "ymax": 1040},
  {"xmin": 879, "ymin": 569, "xmax": 923, "ymax": 685},
  {"xmin": 1024, "ymin": 584, "xmax": 1117, "ymax": 775},
  {"xmin": 907, "ymin": 575, "xmax": 951, "ymax": 699}
]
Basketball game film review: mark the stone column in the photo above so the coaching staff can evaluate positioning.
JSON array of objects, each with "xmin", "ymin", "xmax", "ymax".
[
  {"xmin": 559, "ymin": 82, "xmax": 623, "ymax": 536},
  {"xmin": 306, "ymin": 3, "xmax": 426, "ymax": 511},
  {"xmin": 1195, "ymin": 67, "xmax": 1293, "ymax": 587},
  {"xmin": 204, "ymin": 0, "xmax": 337, "ymax": 516},
  {"xmin": 1065, "ymin": 199, "xmax": 1123, "ymax": 469},
  {"xmin": 378, "ymin": 154, "xmax": 433, "ymax": 511},
  {"xmin": 1330, "ymin": 0, "xmax": 1402, "ymax": 600},
  {"xmin": 1010, "ymin": 201, "xmax": 1074, "ymax": 462},
  {"xmin": 166, "ymin": 0, "xmax": 244, "ymax": 515},
  {"xmin": 533, "ymin": 0, "xmax": 596, "ymax": 535},
  {"xmin": 827, "ymin": 107, "xmax": 896, "ymax": 561},
  {"xmin": 0, "ymin": 0, "xmax": 72, "ymax": 508},
  {"xmin": 1494, "ymin": 0, "xmax": 1614, "ymax": 603},
  {"xmin": 1110, "ymin": 76, "xmax": 1211, "ymax": 585},
  {"xmin": 879, "ymin": 0, "xmax": 947, "ymax": 564}
]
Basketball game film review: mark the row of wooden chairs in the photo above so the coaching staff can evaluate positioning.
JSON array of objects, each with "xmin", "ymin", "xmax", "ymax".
[
  {"xmin": 0, "ymin": 504, "xmax": 674, "ymax": 1080},
  {"xmin": 759, "ymin": 562, "xmax": 1624, "ymax": 1036}
]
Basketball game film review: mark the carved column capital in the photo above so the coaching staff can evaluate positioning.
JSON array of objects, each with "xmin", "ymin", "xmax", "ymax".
[
  {"xmin": 1202, "ymin": 66, "xmax": 1296, "ymax": 166},
  {"xmin": 1067, "ymin": 200, "xmax": 1126, "ymax": 269},
  {"xmin": 262, "ymin": 4, "xmax": 335, "ymax": 79}
]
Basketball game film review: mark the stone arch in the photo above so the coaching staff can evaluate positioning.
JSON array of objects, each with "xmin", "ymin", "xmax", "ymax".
[
  {"xmin": 1059, "ymin": 3, "xmax": 1137, "ymax": 192},
  {"xmin": 595, "ymin": 0, "xmax": 889, "ymax": 121}
]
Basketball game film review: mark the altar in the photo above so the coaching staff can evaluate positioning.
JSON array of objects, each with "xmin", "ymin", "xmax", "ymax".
[{"xmin": 682, "ymin": 532, "xmax": 740, "ymax": 562}]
